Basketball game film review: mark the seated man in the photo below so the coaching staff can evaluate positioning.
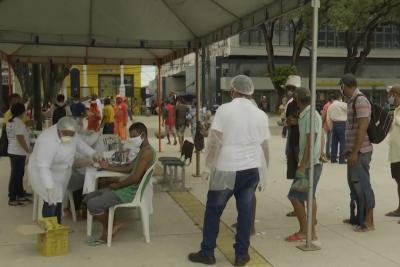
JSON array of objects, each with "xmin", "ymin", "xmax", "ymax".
[{"xmin": 84, "ymin": 122, "xmax": 156, "ymax": 244}]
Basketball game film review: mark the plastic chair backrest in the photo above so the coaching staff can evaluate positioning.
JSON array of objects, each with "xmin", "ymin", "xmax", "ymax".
[
  {"xmin": 137, "ymin": 163, "xmax": 156, "ymax": 202},
  {"xmin": 180, "ymin": 140, "xmax": 194, "ymax": 164}
]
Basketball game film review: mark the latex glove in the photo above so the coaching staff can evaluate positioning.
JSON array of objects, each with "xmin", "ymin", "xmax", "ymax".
[
  {"xmin": 92, "ymin": 152, "xmax": 102, "ymax": 162},
  {"xmin": 47, "ymin": 188, "xmax": 56, "ymax": 205}
]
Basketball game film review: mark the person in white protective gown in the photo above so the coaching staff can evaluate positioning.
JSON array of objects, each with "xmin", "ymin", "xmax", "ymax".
[{"xmin": 28, "ymin": 117, "xmax": 98, "ymax": 223}]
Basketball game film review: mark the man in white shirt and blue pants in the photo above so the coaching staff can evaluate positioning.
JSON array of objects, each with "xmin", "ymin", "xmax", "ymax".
[{"xmin": 188, "ymin": 75, "xmax": 270, "ymax": 266}]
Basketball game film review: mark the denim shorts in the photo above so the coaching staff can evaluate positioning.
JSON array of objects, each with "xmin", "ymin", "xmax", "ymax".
[{"xmin": 288, "ymin": 164, "xmax": 323, "ymax": 202}]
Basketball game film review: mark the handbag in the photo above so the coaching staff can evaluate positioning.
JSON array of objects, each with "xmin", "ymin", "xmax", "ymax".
[
  {"xmin": 0, "ymin": 124, "xmax": 9, "ymax": 157},
  {"xmin": 291, "ymin": 170, "xmax": 308, "ymax": 192}
]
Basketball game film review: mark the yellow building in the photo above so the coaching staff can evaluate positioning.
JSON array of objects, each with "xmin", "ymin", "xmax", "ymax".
[{"xmin": 64, "ymin": 65, "xmax": 141, "ymax": 101}]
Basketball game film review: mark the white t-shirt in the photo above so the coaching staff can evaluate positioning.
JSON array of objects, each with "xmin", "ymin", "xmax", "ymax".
[
  {"xmin": 211, "ymin": 98, "xmax": 270, "ymax": 171},
  {"xmin": 6, "ymin": 117, "xmax": 30, "ymax": 156}
]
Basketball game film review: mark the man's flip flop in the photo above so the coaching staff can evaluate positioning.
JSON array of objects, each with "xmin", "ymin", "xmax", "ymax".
[
  {"xmin": 286, "ymin": 211, "xmax": 296, "ymax": 217},
  {"xmin": 87, "ymin": 239, "xmax": 106, "ymax": 246},
  {"xmin": 285, "ymin": 232, "xmax": 306, "ymax": 242},
  {"xmin": 385, "ymin": 211, "xmax": 400, "ymax": 217}
]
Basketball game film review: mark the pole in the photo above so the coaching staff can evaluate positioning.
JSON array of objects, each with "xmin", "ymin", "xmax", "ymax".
[
  {"xmin": 201, "ymin": 46, "xmax": 206, "ymax": 107},
  {"xmin": 32, "ymin": 64, "xmax": 42, "ymax": 130},
  {"xmin": 7, "ymin": 57, "xmax": 12, "ymax": 95},
  {"xmin": 298, "ymin": 0, "xmax": 320, "ymax": 252},
  {"xmin": 119, "ymin": 65, "xmax": 125, "ymax": 97},
  {"xmin": 157, "ymin": 63, "xmax": 162, "ymax": 152},
  {"xmin": 194, "ymin": 46, "xmax": 201, "ymax": 177}
]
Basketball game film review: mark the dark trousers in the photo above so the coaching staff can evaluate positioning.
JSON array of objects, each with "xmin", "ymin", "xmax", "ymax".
[
  {"xmin": 201, "ymin": 168, "xmax": 259, "ymax": 258},
  {"xmin": 347, "ymin": 152, "xmax": 375, "ymax": 226},
  {"xmin": 103, "ymin": 123, "xmax": 114, "ymax": 134},
  {"xmin": 325, "ymin": 131, "xmax": 332, "ymax": 158},
  {"xmin": 8, "ymin": 154, "xmax": 26, "ymax": 201},
  {"xmin": 42, "ymin": 202, "xmax": 63, "ymax": 224},
  {"xmin": 331, "ymin": 121, "xmax": 346, "ymax": 162}
]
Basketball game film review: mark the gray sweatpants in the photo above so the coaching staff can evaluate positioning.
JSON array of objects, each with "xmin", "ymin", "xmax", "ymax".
[{"xmin": 83, "ymin": 188, "xmax": 122, "ymax": 215}]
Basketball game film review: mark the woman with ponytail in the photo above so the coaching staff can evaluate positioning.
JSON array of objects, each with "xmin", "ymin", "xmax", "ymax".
[{"xmin": 6, "ymin": 103, "xmax": 31, "ymax": 206}]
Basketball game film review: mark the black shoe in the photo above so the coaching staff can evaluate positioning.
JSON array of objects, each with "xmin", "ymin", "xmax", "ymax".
[
  {"xmin": 19, "ymin": 192, "xmax": 33, "ymax": 198},
  {"xmin": 188, "ymin": 251, "xmax": 216, "ymax": 265},
  {"xmin": 235, "ymin": 254, "xmax": 250, "ymax": 266},
  {"xmin": 8, "ymin": 200, "xmax": 26, "ymax": 206},
  {"xmin": 339, "ymin": 160, "xmax": 347, "ymax": 164},
  {"xmin": 331, "ymin": 160, "xmax": 338, "ymax": 163}
]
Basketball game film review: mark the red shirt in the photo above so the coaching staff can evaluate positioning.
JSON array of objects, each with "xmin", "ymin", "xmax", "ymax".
[
  {"xmin": 322, "ymin": 101, "xmax": 332, "ymax": 131},
  {"xmin": 165, "ymin": 104, "xmax": 176, "ymax": 126}
]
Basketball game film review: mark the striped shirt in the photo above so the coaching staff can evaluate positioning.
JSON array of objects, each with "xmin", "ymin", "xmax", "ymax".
[{"xmin": 345, "ymin": 89, "xmax": 372, "ymax": 154}]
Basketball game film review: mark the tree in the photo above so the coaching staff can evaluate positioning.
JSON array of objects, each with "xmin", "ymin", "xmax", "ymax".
[
  {"xmin": 11, "ymin": 61, "xmax": 33, "ymax": 101},
  {"xmin": 327, "ymin": 0, "xmax": 400, "ymax": 74},
  {"xmin": 41, "ymin": 63, "xmax": 70, "ymax": 105}
]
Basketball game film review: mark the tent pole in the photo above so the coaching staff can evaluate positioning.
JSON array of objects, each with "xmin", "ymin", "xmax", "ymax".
[
  {"xmin": 194, "ymin": 47, "xmax": 201, "ymax": 177},
  {"xmin": 297, "ymin": 0, "xmax": 320, "ymax": 252},
  {"xmin": 7, "ymin": 57, "xmax": 12, "ymax": 95},
  {"xmin": 32, "ymin": 64, "xmax": 42, "ymax": 131},
  {"xmin": 157, "ymin": 63, "xmax": 162, "ymax": 152}
]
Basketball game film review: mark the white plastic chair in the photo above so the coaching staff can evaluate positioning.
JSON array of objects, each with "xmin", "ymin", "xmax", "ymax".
[{"xmin": 107, "ymin": 163, "xmax": 156, "ymax": 247}]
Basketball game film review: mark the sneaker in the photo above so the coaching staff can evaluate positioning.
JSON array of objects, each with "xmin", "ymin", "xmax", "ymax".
[
  {"xmin": 188, "ymin": 251, "xmax": 216, "ymax": 265},
  {"xmin": 235, "ymin": 254, "xmax": 250, "ymax": 266}
]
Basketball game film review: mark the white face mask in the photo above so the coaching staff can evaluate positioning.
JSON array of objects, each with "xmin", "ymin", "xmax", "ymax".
[
  {"xmin": 388, "ymin": 95, "xmax": 395, "ymax": 105},
  {"xmin": 60, "ymin": 136, "xmax": 73, "ymax": 143},
  {"xmin": 129, "ymin": 135, "xmax": 143, "ymax": 148}
]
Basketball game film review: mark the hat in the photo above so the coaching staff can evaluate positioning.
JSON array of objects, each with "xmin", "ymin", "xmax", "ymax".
[
  {"xmin": 389, "ymin": 84, "xmax": 400, "ymax": 94},
  {"xmin": 339, "ymin": 73, "xmax": 357, "ymax": 88},
  {"xmin": 285, "ymin": 75, "xmax": 301, "ymax": 88}
]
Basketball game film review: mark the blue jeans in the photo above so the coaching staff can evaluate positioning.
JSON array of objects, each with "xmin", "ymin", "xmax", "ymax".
[
  {"xmin": 42, "ymin": 202, "xmax": 63, "ymax": 224},
  {"xmin": 325, "ymin": 131, "xmax": 332, "ymax": 158},
  {"xmin": 347, "ymin": 152, "xmax": 375, "ymax": 226},
  {"xmin": 8, "ymin": 154, "xmax": 26, "ymax": 201},
  {"xmin": 331, "ymin": 121, "xmax": 346, "ymax": 162},
  {"xmin": 201, "ymin": 168, "xmax": 259, "ymax": 258},
  {"xmin": 103, "ymin": 123, "xmax": 114, "ymax": 134}
]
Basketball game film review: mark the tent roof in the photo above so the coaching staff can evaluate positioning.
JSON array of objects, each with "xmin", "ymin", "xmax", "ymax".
[{"xmin": 0, "ymin": 0, "xmax": 308, "ymax": 65}]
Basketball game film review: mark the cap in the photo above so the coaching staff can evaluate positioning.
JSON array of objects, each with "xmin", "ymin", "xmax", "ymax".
[
  {"xmin": 285, "ymin": 75, "xmax": 301, "ymax": 88},
  {"xmin": 339, "ymin": 73, "xmax": 357, "ymax": 88},
  {"xmin": 57, "ymin": 117, "xmax": 78, "ymax": 132}
]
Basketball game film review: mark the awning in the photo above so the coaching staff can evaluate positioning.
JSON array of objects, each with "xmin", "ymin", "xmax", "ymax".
[{"xmin": 0, "ymin": 0, "xmax": 309, "ymax": 64}]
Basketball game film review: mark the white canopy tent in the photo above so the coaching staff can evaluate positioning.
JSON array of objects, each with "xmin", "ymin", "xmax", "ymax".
[{"xmin": 0, "ymin": 0, "xmax": 309, "ymax": 64}]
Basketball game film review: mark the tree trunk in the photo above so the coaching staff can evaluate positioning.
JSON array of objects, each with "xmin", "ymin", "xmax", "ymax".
[
  {"xmin": 11, "ymin": 62, "xmax": 33, "ymax": 101},
  {"xmin": 41, "ymin": 63, "xmax": 70, "ymax": 105},
  {"xmin": 261, "ymin": 20, "xmax": 276, "ymax": 76}
]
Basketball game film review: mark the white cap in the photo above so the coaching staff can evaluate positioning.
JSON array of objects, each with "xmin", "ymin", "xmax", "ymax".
[
  {"xmin": 231, "ymin": 75, "xmax": 254, "ymax": 95},
  {"xmin": 57, "ymin": 117, "xmax": 77, "ymax": 132},
  {"xmin": 285, "ymin": 75, "xmax": 301, "ymax": 88}
]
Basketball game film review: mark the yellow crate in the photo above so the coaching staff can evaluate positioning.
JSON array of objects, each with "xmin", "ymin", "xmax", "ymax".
[{"xmin": 36, "ymin": 217, "xmax": 69, "ymax": 257}]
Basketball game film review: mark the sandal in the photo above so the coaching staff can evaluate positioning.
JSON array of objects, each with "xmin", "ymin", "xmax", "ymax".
[
  {"xmin": 286, "ymin": 211, "xmax": 296, "ymax": 217},
  {"xmin": 353, "ymin": 225, "xmax": 375, "ymax": 232},
  {"xmin": 87, "ymin": 238, "xmax": 106, "ymax": 246},
  {"xmin": 385, "ymin": 210, "xmax": 400, "ymax": 217},
  {"xmin": 285, "ymin": 232, "xmax": 306, "ymax": 242},
  {"xmin": 8, "ymin": 201, "xmax": 26, "ymax": 207}
]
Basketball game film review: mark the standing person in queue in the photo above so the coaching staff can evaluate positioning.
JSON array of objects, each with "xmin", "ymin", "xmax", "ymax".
[
  {"xmin": 322, "ymin": 94, "xmax": 334, "ymax": 160},
  {"xmin": 385, "ymin": 84, "xmax": 400, "ymax": 219},
  {"xmin": 188, "ymin": 75, "xmax": 270, "ymax": 266},
  {"xmin": 163, "ymin": 100, "xmax": 177, "ymax": 145},
  {"xmin": 114, "ymin": 95, "xmax": 128, "ymax": 140},
  {"xmin": 51, "ymin": 94, "xmax": 71, "ymax": 125},
  {"xmin": 101, "ymin": 98, "xmax": 115, "ymax": 135},
  {"xmin": 341, "ymin": 74, "xmax": 375, "ymax": 231},
  {"xmin": 284, "ymin": 75, "xmax": 301, "ymax": 217},
  {"xmin": 286, "ymin": 87, "xmax": 323, "ymax": 242},
  {"xmin": 6, "ymin": 103, "xmax": 31, "ymax": 206},
  {"xmin": 87, "ymin": 101, "xmax": 101, "ymax": 132},
  {"xmin": 175, "ymin": 97, "xmax": 189, "ymax": 150},
  {"xmin": 327, "ymin": 93, "xmax": 347, "ymax": 164},
  {"xmin": 28, "ymin": 117, "xmax": 98, "ymax": 223}
]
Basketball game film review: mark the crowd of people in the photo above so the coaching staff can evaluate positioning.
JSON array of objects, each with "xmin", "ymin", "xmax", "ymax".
[{"xmin": 1, "ymin": 73, "xmax": 399, "ymax": 265}]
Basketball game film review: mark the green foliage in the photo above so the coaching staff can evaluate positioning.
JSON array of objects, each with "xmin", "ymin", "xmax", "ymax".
[{"xmin": 271, "ymin": 66, "xmax": 297, "ymax": 89}]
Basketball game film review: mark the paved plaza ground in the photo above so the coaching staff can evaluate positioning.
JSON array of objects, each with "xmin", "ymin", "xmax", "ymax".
[{"xmin": 1, "ymin": 115, "xmax": 400, "ymax": 267}]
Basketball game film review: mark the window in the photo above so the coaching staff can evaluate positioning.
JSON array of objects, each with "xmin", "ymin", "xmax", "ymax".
[{"xmin": 239, "ymin": 31, "xmax": 250, "ymax": 46}]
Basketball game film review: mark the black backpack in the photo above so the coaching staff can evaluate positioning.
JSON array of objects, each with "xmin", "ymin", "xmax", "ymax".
[
  {"xmin": 353, "ymin": 94, "xmax": 393, "ymax": 144},
  {"xmin": 52, "ymin": 103, "xmax": 67, "ymax": 124}
]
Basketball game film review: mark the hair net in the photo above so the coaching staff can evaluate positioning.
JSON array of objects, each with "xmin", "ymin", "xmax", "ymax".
[
  {"xmin": 57, "ymin": 117, "xmax": 78, "ymax": 132},
  {"xmin": 230, "ymin": 75, "xmax": 254, "ymax": 95}
]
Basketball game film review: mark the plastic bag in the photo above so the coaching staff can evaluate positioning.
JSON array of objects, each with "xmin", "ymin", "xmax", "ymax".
[{"xmin": 291, "ymin": 170, "xmax": 308, "ymax": 192}]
